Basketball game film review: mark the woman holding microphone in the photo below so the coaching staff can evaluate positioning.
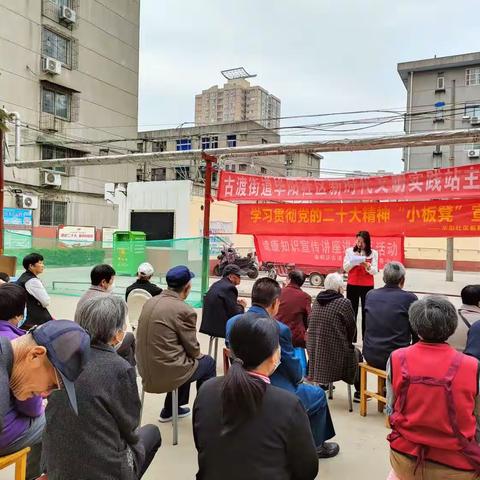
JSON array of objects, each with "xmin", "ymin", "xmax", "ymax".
[{"xmin": 343, "ymin": 231, "xmax": 378, "ymax": 339}]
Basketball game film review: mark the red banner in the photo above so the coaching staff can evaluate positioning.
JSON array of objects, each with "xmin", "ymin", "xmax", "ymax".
[
  {"xmin": 255, "ymin": 235, "xmax": 403, "ymax": 268},
  {"xmin": 219, "ymin": 164, "xmax": 480, "ymax": 202},
  {"xmin": 238, "ymin": 199, "xmax": 480, "ymax": 237}
]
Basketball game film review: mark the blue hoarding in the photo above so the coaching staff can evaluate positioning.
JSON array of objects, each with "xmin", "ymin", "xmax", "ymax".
[{"xmin": 3, "ymin": 208, "xmax": 33, "ymax": 226}]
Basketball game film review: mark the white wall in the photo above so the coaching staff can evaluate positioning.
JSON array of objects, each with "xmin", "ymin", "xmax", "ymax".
[{"xmin": 117, "ymin": 180, "xmax": 193, "ymax": 237}]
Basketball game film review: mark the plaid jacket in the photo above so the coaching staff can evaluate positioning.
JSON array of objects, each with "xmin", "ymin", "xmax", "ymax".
[{"xmin": 307, "ymin": 294, "xmax": 357, "ymax": 384}]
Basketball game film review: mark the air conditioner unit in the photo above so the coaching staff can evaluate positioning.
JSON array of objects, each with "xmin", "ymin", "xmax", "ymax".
[
  {"xmin": 468, "ymin": 150, "xmax": 480, "ymax": 158},
  {"xmin": 42, "ymin": 56, "xmax": 61, "ymax": 75},
  {"xmin": 60, "ymin": 5, "xmax": 76, "ymax": 24},
  {"xmin": 42, "ymin": 171, "xmax": 62, "ymax": 187},
  {"xmin": 471, "ymin": 117, "xmax": 480, "ymax": 126},
  {"xmin": 16, "ymin": 194, "xmax": 39, "ymax": 209}
]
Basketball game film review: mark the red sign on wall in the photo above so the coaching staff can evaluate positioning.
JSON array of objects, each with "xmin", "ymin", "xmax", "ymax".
[
  {"xmin": 238, "ymin": 199, "xmax": 480, "ymax": 237},
  {"xmin": 219, "ymin": 164, "xmax": 480, "ymax": 202},
  {"xmin": 255, "ymin": 235, "xmax": 404, "ymax": 268}
]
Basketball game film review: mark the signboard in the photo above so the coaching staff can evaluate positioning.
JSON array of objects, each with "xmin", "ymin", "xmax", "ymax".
[
  {"xmin": 219, "ymin": 164, "xmax": 480, "ymax": 202},
  {"xmin": 4, "ymin": 229, "xmax": 32, "ymax": 250},
  {"xmin": 199, "ymin": 220, "xmax": 233, "ymax": 256},
  {"xmin": 58, "ymin": 226, "xmax": 96, "ymax": 245},
  {"xmin": 238, "ymin": 199, "xmax": 480, "ymax": 237},
  {"xmin": 101, "ymin": 227, "xmax": 117, "ymax": 248},
  {"xmin": 255, "ymin": 235, "xmax": 403, "ymax": 269},
  {"xmin": 3, "ymin": 208, "xmax": 33, "ymax": 226}
]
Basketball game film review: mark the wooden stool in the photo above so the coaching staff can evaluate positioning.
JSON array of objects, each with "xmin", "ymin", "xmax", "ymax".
[
  {"xmin": 359, "ymin": 362, "xmax": 387, "ymax": 417},
  {"xmin": 0, "ymin": 447, "xmax": 31, "ymax": 480}
]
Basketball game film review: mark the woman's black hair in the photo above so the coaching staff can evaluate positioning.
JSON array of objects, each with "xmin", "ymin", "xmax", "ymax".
[
  {"xmin": 353, "ymin": 230, "xmax": 372, "ymax": 256},
  {"xmin": 221, "ymin": 315, "xmax": 279, "ymax": 434}
]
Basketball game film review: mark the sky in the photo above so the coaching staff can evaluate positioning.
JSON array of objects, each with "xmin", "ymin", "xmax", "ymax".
[{"xmin": 138, "ymin": 0, "xmax": 480, "ymax": 175}]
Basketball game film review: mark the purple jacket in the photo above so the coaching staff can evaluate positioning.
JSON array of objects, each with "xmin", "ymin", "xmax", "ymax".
[{"xmin": 0, "ymin": 321, "xmax": 44, "ymax": 449}]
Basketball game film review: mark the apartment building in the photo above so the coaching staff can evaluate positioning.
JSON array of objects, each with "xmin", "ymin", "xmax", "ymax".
[
  {"xmin": 398, "ymin": 51, "xmax": 480, "ymax": 171},
  {"xmin": 0, "ymin": 0, "xmax": 140, "ymax": 229},
  {"xmin": 139, "ymin": 120, "xmax": 322, "ymax": 183},
  {"xmin": 195, "ymin": 78, "xmax": 281, "ymax": 130}
]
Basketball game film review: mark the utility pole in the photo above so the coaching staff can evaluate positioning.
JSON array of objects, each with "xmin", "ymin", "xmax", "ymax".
[
  {"xmin": 201, "ymin": 152, "xmax": 216, "ymax": 303},
  {"xmin": 446, "ymin": 79, "xmax": 456, "ymax": 282}
]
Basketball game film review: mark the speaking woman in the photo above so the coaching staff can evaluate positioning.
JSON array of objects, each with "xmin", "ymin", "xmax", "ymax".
[{"xmin": 343, "ymin": 231, "xmax": 378, "ymax": 339}]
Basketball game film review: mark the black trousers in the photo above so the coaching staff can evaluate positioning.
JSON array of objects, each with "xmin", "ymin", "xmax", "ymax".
[
  {"xmin": 346, "ymin": 284, "xmax": 374, "ymax": 341},
  {"xmin": 163, "ymin": 355, "xmax": 216, "ymax": 414},
  {"xmin": 137, "ymin": 424, "xmax": 162, "ymax": 478}
]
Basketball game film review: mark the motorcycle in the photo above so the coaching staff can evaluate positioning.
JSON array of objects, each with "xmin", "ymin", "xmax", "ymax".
[{"xmin": 213, "ymin": 247, "xmax": 259, "ymax": 279}]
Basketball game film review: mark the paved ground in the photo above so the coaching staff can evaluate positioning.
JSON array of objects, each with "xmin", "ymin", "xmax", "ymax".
[{"xmin": 0, "ymin": 268, "xmax": 476, "ymax": 479}]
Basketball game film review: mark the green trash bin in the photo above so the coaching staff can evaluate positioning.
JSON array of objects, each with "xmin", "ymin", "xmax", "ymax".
[{"xmin": 112, "ymin": 231, "xmax": 146, "ymax": 276}]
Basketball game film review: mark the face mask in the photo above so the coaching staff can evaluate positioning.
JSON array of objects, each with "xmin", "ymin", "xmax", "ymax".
[
  {"xmin": 113, "ymin": 330, "xmax": 126, "ymax": 351},
  {"xmin": 17, "ymin": 315, "xmax": 27, "ymax": 329}
]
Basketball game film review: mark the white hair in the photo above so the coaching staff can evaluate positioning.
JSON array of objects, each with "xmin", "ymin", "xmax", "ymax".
[{"xmin": 324, "ymin": 272, "xmax": 344, "ymax": 292}]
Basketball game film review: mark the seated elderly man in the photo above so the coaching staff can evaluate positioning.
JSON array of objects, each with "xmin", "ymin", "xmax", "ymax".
[
  {"xmin": 136, "ymin": 266, "xmax": 216, "ymax": 422},
  {"xmin": 125, "ymin": 262, "xmax": 163, "ymax": 301},
  {"xmin": 449, "ymin": 285, "xmax": 480, "ymax": 351},
  {"xmin": 43, "ymin": 296, "xmax": 161, "ymax": 479},
  {"xmin": 276, "ymin": 270, "xmax": 312, "ymax": 348},
  {"xmin": 0, "ymin": 320, "xmax": 90, "ymax": 480},
  {"xmin": 226, "ymin": 277, "xmax": 339, "ymax": 459},
  {"xmin": 363, "ymin": 262, "xmax": 418, "ymax": 370}
]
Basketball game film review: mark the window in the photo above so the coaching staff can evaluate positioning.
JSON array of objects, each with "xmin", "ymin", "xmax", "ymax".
[
  {"xmin": 211, "ymin": 136, "xmax": 218, "ymax": 149},
  {"xmin": 175, "ymin": 166, "xmax": 190, "ymax": 179},
  {"xmin": 137, "ymin": 142, "xmax": 144, "ymax": 153},
  {"xmin": 136, "ymin": 168, "xmax": 144, "ymax": 181},
  {"xmin": 225, "ymin": 164, "xmax": 236, "ymax": 172},
  {"xmin": 40, "ymin": 199, "xmax": 67, "ymax": 226},
  {"xmin": 201, "ymin": 137, "xmax": 211, "ymax": 150},
  {"xmin": 465, "ymin": 104, "xmax": 480, "ymax": 118},
  {"xmin": 53, "ymin": 0, "xmax": 71, "ymax": 6},
  {"xmin": 151, "ymin": 167, "xmax": 166, "ymax": 181},
  {"xmin": 434, "ymin": 105, "xmax": 444, "ymax": 122},
  {"xmin": 436, "ymin": 74, "xmax": 445, "ymax": 91},
  {"xmin": 176, "ymin": 138, "xmax": 192, "ymax": 151},
  {"xmin": 238, "ymin": 163, "xmax": 247, "ymax": 172},
  {"xmin": 307, "ymin": 171, "xmax": 313, "ymax": 177},
  {"xmin": 307, "ymin": 157, "xmax": 312, "ymax": 166},
  {"xmin": 261, "ymin": 138, "xmax": 268, "ymax": 144},
  {"xmin": 227, "ymin": 134, "xmax": 237, "ymax": 148},
  {"xmin": 261, "ymin": 167, "xmax": 267, "ymax": 174},
  {"xmin": 41, "ymin": 144, "xmax": 83, "ymax": 173},
  {"xmin": 466, "ymin": 68, "xmax": 480, "ymax": 86},
  {"xmin": 43, "ymin": 28, "xmax": 70, "ymax": 65},
  {"xmin": 42, "ymin": 87, "xmax": 71, "ymax": 120},
  {"xmin": 464, "ymin": 143, "xmax": 480, "ymax": 151},
  {"xmin": 152, "ymin": 141, "xmax": 167, "ymax": 152}
]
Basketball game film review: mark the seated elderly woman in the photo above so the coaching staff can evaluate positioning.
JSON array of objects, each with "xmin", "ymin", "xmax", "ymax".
[
  {"xmin": 307, "ymin": 272, "xmax": 359, "ymax": 397},
  {"xmin": 387, "ymin": 296, "xmax": 480, "ymax": 479},
  {"xmin": 43, "ymin": 295, "xmax": 161, "ymax": 480},
  {"xmin": 193, "ymin": 315, "xmax": 319, "ymax": 480}
]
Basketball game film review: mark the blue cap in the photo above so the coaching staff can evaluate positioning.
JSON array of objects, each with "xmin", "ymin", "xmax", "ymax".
[
  {"xmin": 166, "ymin": 265, "xmax": 195, "ymax": 288},
  {"xmin": 29, "ymin": 320, "xmax": 91, "ymax": 414}
]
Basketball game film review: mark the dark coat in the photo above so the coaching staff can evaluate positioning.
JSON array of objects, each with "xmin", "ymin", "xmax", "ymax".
[
  {"xmin": 363, "ymin": 285, "xmax": 418, "ymax": 370},
  {"xmin": 307, "ymin": 291, "xmax": 357, "ymax": 385},
  {"xmin": 43, "ymin": 344, "xmax": 144, "ymax": 480},
  {"xmin": 193, "ymin": 377, "xmax": 318, "ymax": 480},
  {"xmin": 125, "ymin": 279, "xmax": 162, "ymax": 301},
  {"xmin": 277, "ymin": 284, "xmax": 312, "ymax": 348},
  {"xmin": 200, "ymin": 277, "xmax": 244, "ymax": 338}
]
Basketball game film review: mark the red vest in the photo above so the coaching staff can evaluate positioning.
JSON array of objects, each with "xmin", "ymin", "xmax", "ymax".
[
  {"xmin": 389, "ymin": 342, "xmax": 480, "ymax": 472},
  {"xmin": 347, "ymin": 258, "xmax": 374, "ymax": 287}
]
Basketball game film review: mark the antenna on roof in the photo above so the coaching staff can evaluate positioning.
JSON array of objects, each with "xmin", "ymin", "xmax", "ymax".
[{"xmin": 221, "ymin": 67, "xmax": 257, "ymax": 80}]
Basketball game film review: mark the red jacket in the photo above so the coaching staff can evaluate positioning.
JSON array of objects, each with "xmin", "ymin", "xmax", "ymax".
[
  {"xmin": 276, "ymin": 284, "xmax": 311, "ymax": 348},
  {"xmin": 389, "ymin": 342, "xmax": 480, "ymax": 472}
]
